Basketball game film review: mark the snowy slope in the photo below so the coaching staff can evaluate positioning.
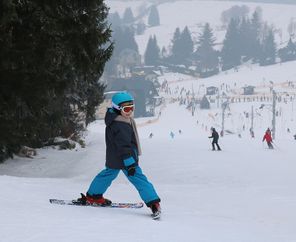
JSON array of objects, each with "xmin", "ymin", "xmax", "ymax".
[
  {"xmin": 1, "ymin": 60, "xmax": 296, "ymax": 241},
  {"xmin": 2, "ymin": 1, "xmax": 296, "ymax": 241}
]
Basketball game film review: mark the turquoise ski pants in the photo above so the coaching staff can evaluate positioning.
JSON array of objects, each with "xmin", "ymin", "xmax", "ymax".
[{"xmin": 87, "ymin": 166, "xmax": 160, "ymax": 205}]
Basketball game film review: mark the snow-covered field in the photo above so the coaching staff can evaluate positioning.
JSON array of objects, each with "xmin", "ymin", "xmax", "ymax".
[
  {"xmin": 2, "ymin": 1, "xmax": 296, "ymax": 241},
  {"xmin": 1, "ymin": 60, "xmax": 296, "ymax": 241}
]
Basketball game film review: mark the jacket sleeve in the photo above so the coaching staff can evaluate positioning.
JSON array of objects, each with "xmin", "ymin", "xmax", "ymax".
[{"xmin": 112, "ymin": 123, "xmax": 136, "ymax": 167}]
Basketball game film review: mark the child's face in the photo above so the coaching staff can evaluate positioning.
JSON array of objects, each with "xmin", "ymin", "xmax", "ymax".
[{"xmin": 120, "ymin": 101, "xmax": 134, "ymax": 118}]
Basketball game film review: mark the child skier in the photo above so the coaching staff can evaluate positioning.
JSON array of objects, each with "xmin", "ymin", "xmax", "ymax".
[
  {"xmin": 208, "ymin": 127, "xmax": 221, "ymax": 151},
  {"xmin": 79, "ymin": 92, "xmax": 161, "ymax": 216},
  {"xmin": 262, "ymin": 128, "xmax": 274, "ymax": 149}
]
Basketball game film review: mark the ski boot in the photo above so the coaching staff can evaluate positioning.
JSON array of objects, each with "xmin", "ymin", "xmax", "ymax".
[
  {"xmin": 76, "ymin": 193, "xmax": 112, "ymax": 206},
  {"xmin": 150, "ymin": 202, "xmax": 161, "ymax": 220}
]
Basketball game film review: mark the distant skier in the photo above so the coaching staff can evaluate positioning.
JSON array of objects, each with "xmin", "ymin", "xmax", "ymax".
[
  {"xmin": 178, "ymin": 129, "xmax": 182, "ymax": 134},
  {"xmin": 262, "ymin": 128, "xmax": 274, "ymax": 149},
  {"xmin": 250, "ymin": 128, "xmax": 255, "ymax": 138},
  {"xmin": 170, "ymin": 131, "xmax": 175, "ymax": 139},
  {"xmin": 149, "ymin": 133, "xmax": 153, "ymax": 139},
  {"xmin": 208, "ymin": 127, "xmax": 221, "ymax": 151}
]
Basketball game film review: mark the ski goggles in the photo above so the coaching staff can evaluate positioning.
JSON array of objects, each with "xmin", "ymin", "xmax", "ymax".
[{"xmin": 120, "ymin": 104, "xmax": 134, "ymax": 113}]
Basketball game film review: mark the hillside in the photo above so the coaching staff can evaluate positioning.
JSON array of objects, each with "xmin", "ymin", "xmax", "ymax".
[
  {"xmin": 224, "ymin": 0, "xmax": 296, "ymax": 4},
  {"xmin": 107, "ymin": 0, "xmax": 296, "ymax": 56}
]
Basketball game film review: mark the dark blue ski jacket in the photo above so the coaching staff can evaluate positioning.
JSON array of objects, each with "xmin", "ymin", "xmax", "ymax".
[{"xmin": 104, "ymin": 108, "xmax": 139, "ymax": 169}]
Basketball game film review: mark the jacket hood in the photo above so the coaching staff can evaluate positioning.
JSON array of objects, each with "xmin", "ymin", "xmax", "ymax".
[{"xmin": 105, "ymin": 108, "xmax": 119, "ymax": 126}]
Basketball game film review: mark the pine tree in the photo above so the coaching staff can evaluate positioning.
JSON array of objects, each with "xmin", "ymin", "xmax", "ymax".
[
  {"xmin": 113, "ymin": 27, "xmax": 138, "ymax": 57},
  {"xmin": 194, "ymin": 23, "xmax": 219, "ymax": 74},
  {"xmin": 260, "ymin": 29, "xmax": 277, "ymax": 66},
  {"xmin": 171, "ymin": 27, "xmax": 182, "ymax": 64},
  {"xmin": 221, "ymin": 18, "xmax": 242, "ymax": 71},
  {"xmin": 122, "ymin": 7, "xmax": 134, "ymax": 24},
  {"xmin": 0, "ymin": 1, "xmax": 112, "ymax": 161},
  {"xmin": 278, "ymin": 38, "xmax": 296, "ymax": 62},
  {"xmin": 144, "ymin": 35, "xmax": 160, "ymax": 66},
  {"xmin": 148, "ymin": 5, "xmax": 160, "ymax": 27},
  {"xmin": 238, "ymin": 17, "xmax": 253, "ymax": 61},
  {"xmin": 170, "ymin": 27, "xmax": 193, "ymax": 65},
  {"xmin": 249, "ymin": 10, "xmax": 262, "ymax": 62},
  {"xmin": 181, "ymin": 26, "xmax": 194, "ymax": 64}
]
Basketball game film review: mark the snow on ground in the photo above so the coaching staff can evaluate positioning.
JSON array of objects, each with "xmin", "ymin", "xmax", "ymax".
[
  {"xmin": 1, "ymin": 60, "xmax": 296, "ymax": 242},
  {"xmin": 158, "ymin": 60, "xmax": 296, "ymax": 136},
  {"xmin": 159, "ymin": 60, "xmax": 296, "ymax": 88},
  {"xmin": 2, "ymin": 1, "xmax": 296, "ymax": 241}
]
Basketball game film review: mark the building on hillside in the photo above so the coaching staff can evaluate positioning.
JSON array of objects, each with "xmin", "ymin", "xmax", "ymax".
[
  {"xmin": 206, "ymin": 86, "xmax": 218, "ymax": 95},
  {"xmin": 243, "ymin": 86, "xmax": 255, "ymax": 95},
  {"xmin": 131, "ymin": 66, "xmax": 162, "ymax": 81}
]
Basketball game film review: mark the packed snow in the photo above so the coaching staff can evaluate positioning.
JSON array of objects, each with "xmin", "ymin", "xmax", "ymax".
[
  {"xmin": 2, "ymin": 59, "xmax": 296, "ymax": 241},
  {"xmin": 2, "ymin": 1, "xmax": 296, "ymax": 242}
]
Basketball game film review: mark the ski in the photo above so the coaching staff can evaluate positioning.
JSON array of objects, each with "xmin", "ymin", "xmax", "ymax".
[{"xmin": 49, "ymin": 198, "xmax": 144, "ymax": 209}]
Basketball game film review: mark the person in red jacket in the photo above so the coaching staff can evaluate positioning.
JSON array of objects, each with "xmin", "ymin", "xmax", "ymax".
[{"xmin": 262, "ymin": 128, "xmax": 274, "ymax": 149}]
